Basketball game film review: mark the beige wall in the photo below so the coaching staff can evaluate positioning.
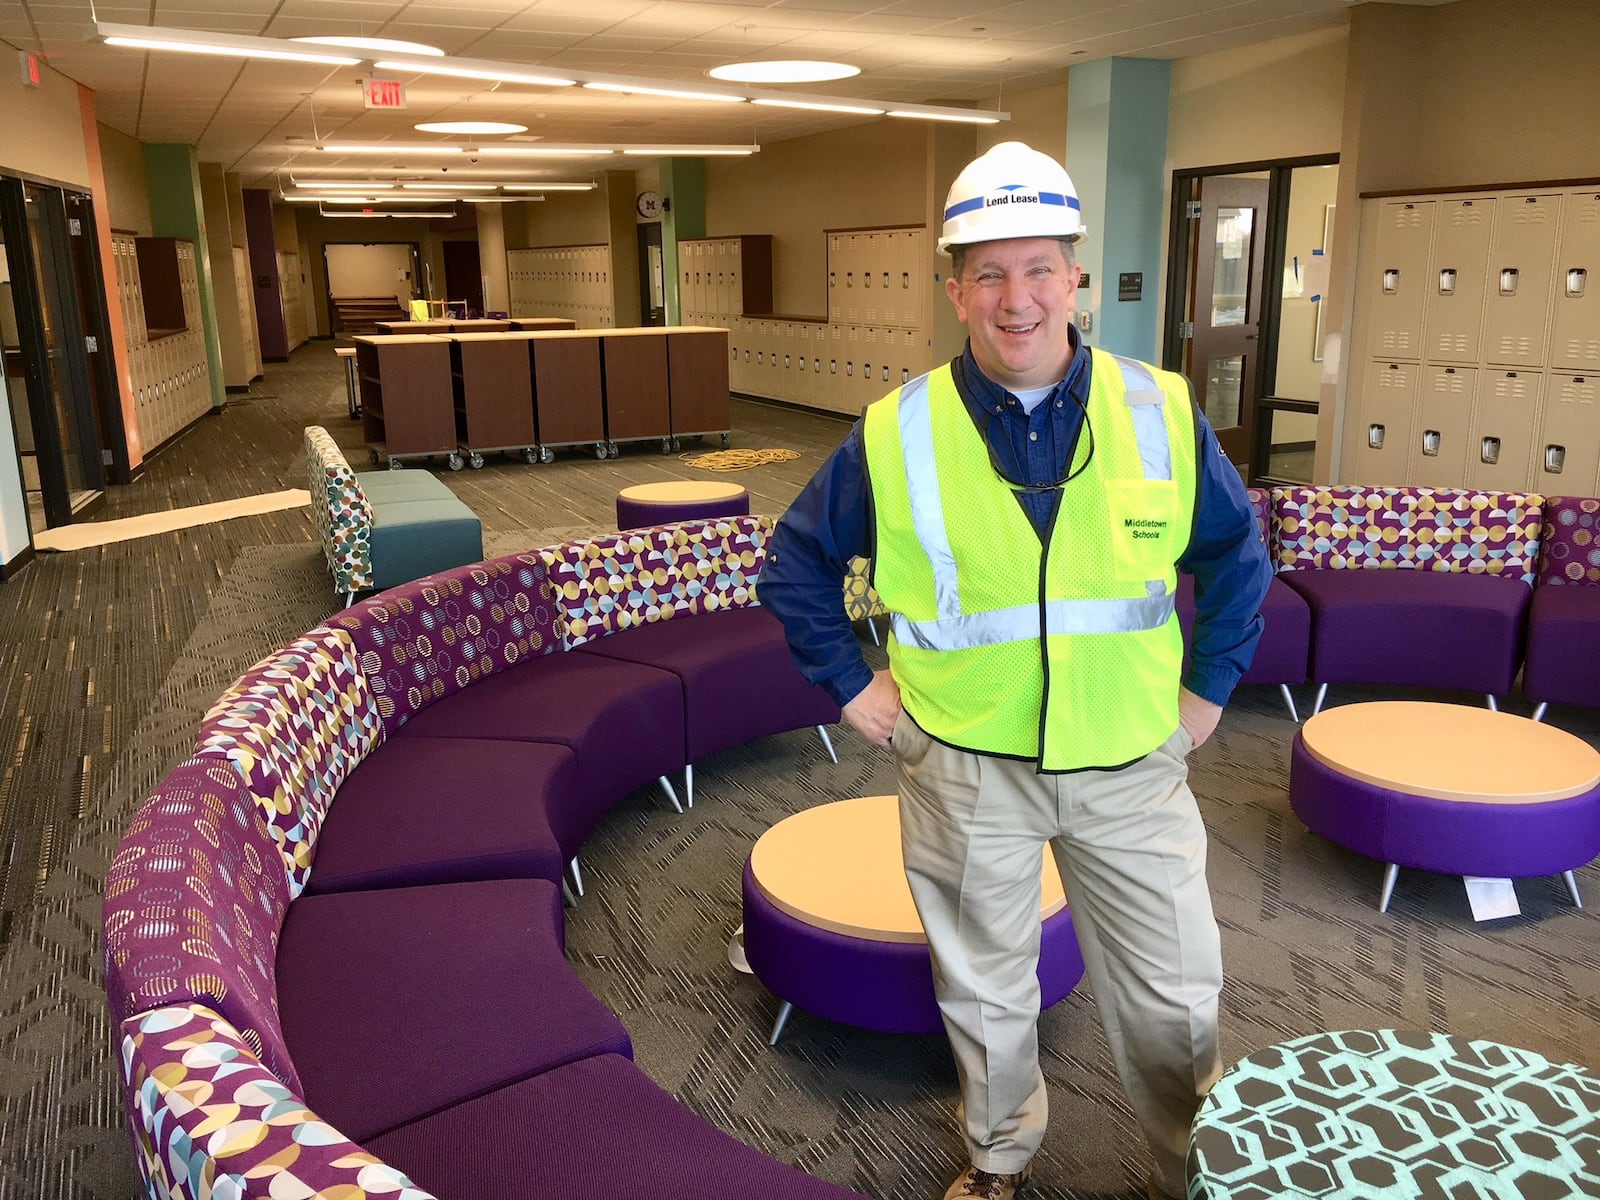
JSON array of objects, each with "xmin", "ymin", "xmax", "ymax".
[
  {"xmin": 1168, "ymin": 26, "xmax": 1348, "ymax": 171},
  {"xmin": 978, "ymin": 79, "xmax": 1069, "ymax": 162},
  {"xmin": 0, "ymin": 42, "xmax": 91, "ymax": 188},
  {"xmin": 516, "ymin": 191, "xmax": 611, "ymax": 248},
  {"xmin": 99, "ymin": 124, "xmax": 152, "ymax": 234},
  {"xmin": 706, "ymin": 122, "xmax": 926, "ymax": 316}
]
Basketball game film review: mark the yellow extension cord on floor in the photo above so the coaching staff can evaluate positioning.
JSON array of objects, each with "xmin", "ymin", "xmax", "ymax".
[{"xmin": 679, "ymin": 448, "xmax": 800, "ymax": 471}]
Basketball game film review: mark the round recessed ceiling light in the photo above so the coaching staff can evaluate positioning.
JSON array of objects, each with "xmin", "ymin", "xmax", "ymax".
[
  {"xmin": 413, "ymin": 121, "xmax": 530, "ymax": 135},
  {"xmin": 292, "ymin": 35, "xmax": 446, "ymax": 57},
  {"xmin": 708, "ymin": 60, "xmax": 860, "ymax": 84}
]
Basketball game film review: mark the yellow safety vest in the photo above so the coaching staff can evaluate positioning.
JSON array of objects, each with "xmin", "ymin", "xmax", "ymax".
[{"xmin": 863, "ymin": 349, "xmax": 1197, "ymax": 770}]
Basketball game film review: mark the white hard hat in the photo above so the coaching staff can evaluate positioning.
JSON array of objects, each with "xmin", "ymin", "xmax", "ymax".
[{"xmin": 937, "ymin": 141, "xmax": 1088, "ymax": 255}]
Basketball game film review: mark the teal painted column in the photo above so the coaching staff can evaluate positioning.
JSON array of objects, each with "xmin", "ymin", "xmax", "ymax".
[
  {"xmin": 1066, "ymin": 59, "xmax": 1170, "ymax": 362},
  {"xmin": 144, "ymin": 144, "xmax": 225, "ymax": 409},
  {"xmin": 659, "ymin": 159, "xmax": 705, "ymax": 326}
]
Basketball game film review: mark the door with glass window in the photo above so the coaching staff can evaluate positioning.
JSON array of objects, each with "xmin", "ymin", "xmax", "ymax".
[{"xmin": 1185, "ymin": 175, "xmax": 1270, "ymax": 466}]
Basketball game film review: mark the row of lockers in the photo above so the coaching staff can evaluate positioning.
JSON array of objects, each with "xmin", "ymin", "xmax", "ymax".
[
  {"xmin": 1361, "ymin": 189, "xmax": 1598, "ymax": 371},
  {"xmin": 726, "ymin": 318, "xmax": 926, "ymax": 416},
  {"xmin": 1344, "ymin": 362, "xmax": 1598, "ymax": 495},
  {"xmin": 111, "ymin": 233, "xmax": 213, "ymax": 449},
  {"xmin": 678, "ymin": 236, "xmax": 773, "ymax": 321},
  {"xmin": 230, "ymin": 246, "xmax": 262, "ymax": 381},
  {"xmin": 278, "ymin": 251, "xmax": 309, "ymax": 353},
  {"xmin": 507, "ymin": 245, "xmax": 616, "ymax": 328}
]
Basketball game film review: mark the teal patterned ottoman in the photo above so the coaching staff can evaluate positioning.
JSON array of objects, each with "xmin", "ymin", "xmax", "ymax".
[{"xmin": 1189, "ymin": 1029, "xmax": 1600, "ymax": 1198}]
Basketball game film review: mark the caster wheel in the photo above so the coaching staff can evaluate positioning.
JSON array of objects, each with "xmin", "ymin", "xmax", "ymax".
[
  {"xmin": 448, "ymin": 453, "xmax": 464, "ymax": 471},
  {"xmin": 594, "ymin": 443, "xmax": 608, "ymax": 460},
  {"xmin": 523, "ymin": 448, "xmax": 538, "ymax": 465},
  {"xmin": 370, "ymin": 449, "xmax": 382, "ymax": 465},
  {"xmin": 539, "ymin": 447, "xmax": 555, "ymax": 464},
  {"xmin": 387, "ymin": 457, "xmax": 403, "ymax": 471},
  {"xmin": 720, "ymin": 433, "xmax": 731, "ymax": 449},
  {"xmin": 661, "ymin": 439, "xmax": 672, "ymax": 455},
  {"xmin": 469, "ymin": 453, "xmax": 486, "ymax": 470},
  {"xmin": 608, "ymin": 442, "xmax": 620, "ymax": 458},
  {"xmin": 670, "ymin": 438, "xmax": 682, "ymax": 452}
]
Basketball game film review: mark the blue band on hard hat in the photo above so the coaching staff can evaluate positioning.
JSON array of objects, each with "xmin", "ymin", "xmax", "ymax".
[{"xmin": 944, "ymin": 190, "xmax": 1080, "ymax": 221}]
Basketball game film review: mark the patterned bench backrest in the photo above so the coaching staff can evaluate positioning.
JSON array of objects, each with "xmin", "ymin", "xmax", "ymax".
[
  {"xmin": 1271, "ymin": 486, "xmax": 1543, "ymax": 584},
  {"xmin": 305, "ymin": 425, "xmax": 374, "ymax": 595},
  {"xmin": 194, "ymin": 627, "xmax": 382, "ymax": 897},
  {"xmin": 843, "ymin": 556, "xmax": 886, "ymax": 622},
  {"xmin": 1244, "ymin": 486, "xmax": 1271, "ymax": 548},
  {"xmin": 103, "ymin": 759, "xmax": 301, "ymax": 1093},
  {"xmin": 326, "ymin": 550, "xmax": 564, "ymax": 738},
  {"xmin": 120, "ymin": 1004, "xmax": 438, "ymax": 1200},
  {"xmin": 538, "ymin": 514, "xmax": 772, "ymax": 648},
  {"xmin": 1535, "ymin": 496, "xmax": 1600, "ymax": 586}
]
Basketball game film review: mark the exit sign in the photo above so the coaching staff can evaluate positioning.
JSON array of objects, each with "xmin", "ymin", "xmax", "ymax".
[
  {"xmin": 20, "ymin": 50, "xmax": 41, "ymax": 88},
  {"xmin": 364, "ymin": 78, "xmax": 406, "ymax": 110}
]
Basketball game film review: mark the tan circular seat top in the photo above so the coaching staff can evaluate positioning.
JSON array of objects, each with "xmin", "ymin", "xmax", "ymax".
[
  {"xmin": 1301, "ymin": 701, "xmax": 1600, "ymax": 805},
  {"xmin": 750, "ymin": 794, "xmax": 1066, "ymax": 943},
  {"xmin": 618, "ymin": 480, "xmax": 747, "ymax": 503}
]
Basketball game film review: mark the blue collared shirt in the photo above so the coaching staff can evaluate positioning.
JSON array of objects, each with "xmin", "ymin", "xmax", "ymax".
[{"xmin": 762, "ymin": 327, "xmax": 1272, "ymax": 713}]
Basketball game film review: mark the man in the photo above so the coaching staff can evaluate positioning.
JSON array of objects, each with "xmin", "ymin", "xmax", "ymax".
[{"xmin": 759, "ymin": 141, "xmax": 1272, "ymax": 1200}]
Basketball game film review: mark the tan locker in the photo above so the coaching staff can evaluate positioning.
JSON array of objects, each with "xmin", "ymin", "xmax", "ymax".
[
  {"xmin": 1483, "ymin": 194, "xmax": 1562, "ymax": 367},
  {"xmin": 1410, "ymin": 366, "xmax": 1476, "ymax": 487},
  {"xmin": 1349, "ymin": 361, "xmax": 1419, "ymax": 484},
  {"xmin": 900, "ymin": 230, "xmax": 926, "ymax": 331},
  {"xmin": 1550, "ymin": 191, "xmax": 1600, "ymax": 372},
  {"xmin": 1424, "ymin": 199, "xmax": 1493, "ymax": 363},
  {"xmin": 1468, "ymin": 369, "xmax": 1540, "ymax": 491},
  {"xmin": 1535, "ymin": 371, "xmax": 1600, "ymax": 495},
  {"xmin": 844, "ymin": 235, "xmax": 865, "ymax": 325},
  {"xmin": 1371, "ymin": 201, "xmax": 1434, "ymax": 360},
  {"xmin": 827, "ymin": 235, "xmax": 843, "ymax": 323}
]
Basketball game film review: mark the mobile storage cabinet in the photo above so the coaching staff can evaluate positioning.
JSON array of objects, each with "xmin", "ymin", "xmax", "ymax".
[
  {"xmin": 446, "ymin": 334, "xmax": 537, "ymax": 468},
  {"xmin": 355, "ymin": 335, "xmax": 460, "ymax": 469},
  {"xmin": 667, "ymin": 327, "xmax": 732, "ymax": 448},
  {"xmin": 529, "ymin": 331, "xmax": 607, "ymax": 460},
  {"xmin": 598, "ymin": 329, "xmax": 672, "ymax": 454}
]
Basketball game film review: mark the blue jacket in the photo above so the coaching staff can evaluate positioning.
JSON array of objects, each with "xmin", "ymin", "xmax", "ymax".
[{"xmin": 762, "ymin": 329, "xmax": 1272, "ymax": 716}]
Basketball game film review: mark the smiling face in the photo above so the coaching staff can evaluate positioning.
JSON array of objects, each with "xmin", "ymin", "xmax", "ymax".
[{"xmin": 945, "ymin": 236, "xmax": 1080, "ymax": 392}]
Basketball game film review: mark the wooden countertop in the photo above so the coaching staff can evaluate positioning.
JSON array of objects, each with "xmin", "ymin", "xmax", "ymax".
[
  {"xmin": 750, "ymin": 794, "xmax": 1066, "ymax": 943},
  {"xmin": 1301, "ymin": 701, "xmax": 1600, "ymax": 804}
]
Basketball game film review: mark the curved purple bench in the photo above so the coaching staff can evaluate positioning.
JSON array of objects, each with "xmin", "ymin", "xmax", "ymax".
[
  {"xmin": 1524, "ymin": 496, "xmax": 1600, "ymax": 720},
  {"xmin": 103, "ymin": 515, "xmax": 867, "ymax": 1200},
  {"xmin": 1288, "ymin": 732, "xmax": 1600, "ymax": 912},
  {"xmin": 742, "ymin": 860, "xmax": 1086, "ymax": 1038}
]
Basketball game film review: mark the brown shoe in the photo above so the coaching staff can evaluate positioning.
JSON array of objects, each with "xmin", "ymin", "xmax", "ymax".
[{"xmin": 942, "ymin": 1163, "xmax": 1032, "ymax": 1200}]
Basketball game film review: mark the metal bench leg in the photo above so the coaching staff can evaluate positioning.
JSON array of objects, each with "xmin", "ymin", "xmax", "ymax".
[
  {"xmin": 768, "ymin": 1000, "xmax": 794, "ymax": 1046},
  {"xmin": 816, "ymin": 725, "xmax": 838, "ymax": 764},
  {"xmin": 1378, "ymin": 863, "xmax": 1400, "ymax": 912},
  {"xmin": 1485, "ymin": 694, "xmax": 1499, "ymax": 712},
  {"xmin": 1311, "ymin": 682, "xmax": 1329, "ymax": 716},
  {"xmin": 561, "ymin": 877, "xmax": 577, "ymax": 907},
  {"xmin": 658, "ymin": 774, "xmax": 683, "ymax": 813},
  {"xmin": 343, "ymin": 589, "xmax": 356, "ymax": 608},
  {"xmin": 1278, "ymin": 684, "xmax": 1300, "ymax": 723},
  {"xmin": 685, "ymin": 763, "xmax": 695, "ymax": 810},
  {"xmin": 568, "ymin": 857, "xmax": 584, "ymax": 898},
  {"xmin": 1531, "ymin": 702, "xmax": 1549, "ymax": 723},
  {"xmin": 1562, "ymin": 870, "xmax": 1582, "ymax": 907},
  {"xmin": 866, "ymin": 617, "xmax": 880, "ymax": 646}
]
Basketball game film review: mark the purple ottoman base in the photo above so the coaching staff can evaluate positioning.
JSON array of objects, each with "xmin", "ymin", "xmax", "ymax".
[
  {"xmin": 741, "ymin": 859, "xmax": 1086, "ymax": 1040},
  {"xmin": 1287, "ymin": 733, "xmax": 1600, "ymax": 911},
  {"xmin": 616, "ymin": 485, "xmax": 750, "ymax": 530}
]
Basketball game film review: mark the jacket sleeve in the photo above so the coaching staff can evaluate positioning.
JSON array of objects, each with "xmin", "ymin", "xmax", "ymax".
[
  {"xmin": 1178, "ymin": 415, "xmax": 1274, "ymax": 706},
  {"xmin": 760, "ymin": 423, "xmax": 878, "ymax": 708}
]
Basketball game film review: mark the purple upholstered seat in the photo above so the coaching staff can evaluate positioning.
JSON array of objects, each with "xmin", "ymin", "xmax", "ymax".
[
  {"xmin": 393, "ymin": 652, "xmax": 686, "ymax": 840},
  {"xmin": 575, "ymin": 606, "xmax": 840, "ymax": 763},
  {"xmin": 1524, "ymin": 584, "xmax": 1600, "ymax": 710},
  {"xmin": 1289, "ymin": 734, "xmax": 1600, "ymax": 880},
  {"xmin": 276, "ymin": 877, "xmax": 632, "ymax": 1142},
  {"xmin": 367, "ymin": 1053, "xmax": 869, "ymax": 1200},
  {"xmin": 303, "ymin": 736, "xmax": 576, "ymax": 895},
  {"xmin": 1176, "ymin": 573, "xmax": 1309, "ymax": 687},
  {"xmin": 741, "ymin": 860, "xmax": 1085, "ymax": 1037},
  {"xmin": 1280, "ymin": 568, "xmax": 1530, "ymax": 695}
]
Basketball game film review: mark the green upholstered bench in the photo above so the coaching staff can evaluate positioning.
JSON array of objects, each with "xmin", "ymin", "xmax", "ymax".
[{"xmin": 305, "ymin": 425, "xmax": 483, "ymax": 606}]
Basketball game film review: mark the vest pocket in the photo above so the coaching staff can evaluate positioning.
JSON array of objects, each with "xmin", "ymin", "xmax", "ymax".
[{"xmin": 1104, "ymin": 479, "xmax": 1178, "ymax": 579}]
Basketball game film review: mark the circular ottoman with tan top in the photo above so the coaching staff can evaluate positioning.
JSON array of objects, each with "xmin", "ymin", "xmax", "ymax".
[
  {"xmin": 1288, "ymin": 701, "xmax": 1600, "ymax": 911},
  {"xmin": 741, "ymin": 794, "xmax": 1086, "ymax": 1043},
  {"xmin": 615, "ymin": 480, "xmax": 750, "ymax": 530}
]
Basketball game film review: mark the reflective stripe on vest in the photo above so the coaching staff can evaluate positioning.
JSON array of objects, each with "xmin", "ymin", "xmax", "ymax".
[{"xmin": 890, "ymin": 356, "xmax": 1177, "ymax": 652}]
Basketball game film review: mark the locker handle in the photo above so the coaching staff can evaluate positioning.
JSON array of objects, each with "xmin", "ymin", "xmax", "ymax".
[
  {"xmin": 1498, "ymin": 268, "xmax": 1519, "ymax": 296},
  {"xmin": 1568, "ymin": 268, "xmax": 1587, "ymax": 298},
  {"xmin": 1438, "ymin": 269, "xmax": 1456, "ymax": 296},
  {"xmin": 1480, "ymin": 437, "xmax": 1501, "ymax": 465},
  {"xmin": 1368, "ymin": 424, "xmax": 1386, "ymax": 450},
  {"xmin": 902, "ymin": 272, "xmax": 911, "ymax": 289},
  {"xmin": 1421, "ymin": 430, "xmax": 1441, "ymax": 457},
  {"xmin": 1382, "ymin": 269, "xmax": 1399, "ymax": 294},
  {"xmin": 1544, "ymin": 445, "xmax": 1566, "ymax": 474}
]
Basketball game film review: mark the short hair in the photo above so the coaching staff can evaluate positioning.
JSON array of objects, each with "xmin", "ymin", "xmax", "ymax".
[{"xmin": 950, "ymin": 237, "xmax": 1077, "ymax": 280}]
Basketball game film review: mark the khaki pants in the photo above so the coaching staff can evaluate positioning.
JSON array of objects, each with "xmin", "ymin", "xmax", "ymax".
[{"xmin": 894, "ymin": 713, "xmax": 1221, "ymax": 1197}]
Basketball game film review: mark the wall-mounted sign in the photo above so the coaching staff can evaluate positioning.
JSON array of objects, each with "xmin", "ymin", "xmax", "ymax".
[
  {"xmin": 1118, "ymin": 272, "xmax": 1143, "ymax": 302},
  {"xmin": 363, "ymin": 78, "xmax": 406, "ymax": 110}
]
